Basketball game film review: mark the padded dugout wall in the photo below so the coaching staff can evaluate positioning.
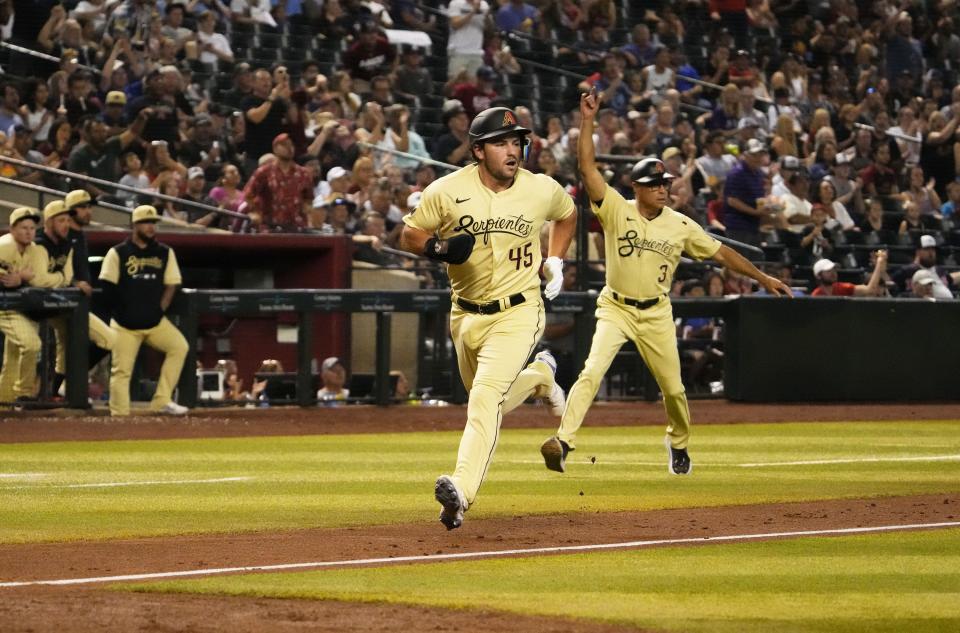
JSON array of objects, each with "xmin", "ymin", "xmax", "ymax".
[{"xmin": 724, "ymin": 297, "xmax": 960, "ymax": 402}]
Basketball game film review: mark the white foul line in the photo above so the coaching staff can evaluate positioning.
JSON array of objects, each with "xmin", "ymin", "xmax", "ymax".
[
  {"xmin": 737, "ymin": 455, "xmax": 960, "ymax": 467},
  {"xmin": 1, "ymin": 520, "xmax": 958, "ymax": 588},
  {"xmin": 502, "ymin": 454, "xmax": 960, "ymax": 468},
  {"xmin": 0, "ymin": 473, "xmax": 46, "ymax": 479},
  {"xmin": 1, "ymin": 477, "xmax": 252, "ymax": 490}
]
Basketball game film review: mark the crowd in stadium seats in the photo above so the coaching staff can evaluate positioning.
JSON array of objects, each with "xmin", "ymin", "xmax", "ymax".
[{"xmin": 0, "ymin": 0, "xmax": 958, "ymax": 297}]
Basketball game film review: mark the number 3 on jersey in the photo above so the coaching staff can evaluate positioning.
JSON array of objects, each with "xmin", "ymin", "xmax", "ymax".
[{"xmin": 509, "ymin": 243, "xmax": 533, "ymax": 270}]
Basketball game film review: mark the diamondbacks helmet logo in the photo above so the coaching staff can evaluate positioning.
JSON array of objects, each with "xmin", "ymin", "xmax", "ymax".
[
  {"xmin": 469, "ymin": 107, "xmax": 532, "ymax": 145},
  {"xmin": 631, "ymin": 157, "xmax": 676, "ymax": 185}
]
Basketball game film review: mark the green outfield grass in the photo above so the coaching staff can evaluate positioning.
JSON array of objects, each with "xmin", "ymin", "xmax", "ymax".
[
  {"xmin": 129, "ymin": 528, "xmax": 960, "ymax": 633},
  {"xmin": 0, "ymin": 420, "xmax": 958, "ymax": 543}
]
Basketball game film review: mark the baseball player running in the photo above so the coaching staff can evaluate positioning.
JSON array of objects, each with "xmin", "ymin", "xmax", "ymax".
[
  {"xmin": 99, "ymin": 205, "xmax": 189, "ymax": 416},
  {"xmin": 0, "ymin": 207, "xmax": 71, "ymax": 405},
  {"xmin": 400, "ymin": 106, "xmax": 577, "ymax": 530},
  {"xmin": 540, "ymin": 89, "xmax": 791, "ymax": 476}
]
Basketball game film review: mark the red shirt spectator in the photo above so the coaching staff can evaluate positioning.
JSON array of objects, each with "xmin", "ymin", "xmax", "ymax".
[
  {"xmin": 343, "ymin": 22, "xmax": 397, "ymax": 84},
  {"xmin": 810, "ymin": 255, "xmax": 888, "ymax": 296},
  {"xmin": 811, "ymin": 282, "xmax": 856, "ymax": 296},
  {"xmin": 243, "ymin": 134, "xmax": 314, "ymax": 232},
  {"xmin": 450, "ymin": 66, "xmax": 499, "ymax": 119}
]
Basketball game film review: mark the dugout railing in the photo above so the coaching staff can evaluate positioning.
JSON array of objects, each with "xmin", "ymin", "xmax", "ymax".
[
  {"xmin": 5, "ymin": 288, "xmax": 959, "ymax": 409},
  {"xmin": 170, "ymin": 288, "xmax": 735, "ymax": 408},
  {"xmin": 171, "ymin": 290, "xmax": 960, "ymax": 406},
  {"xmin": 0, "ymin": 287, "xmax": 90, "ymax": 409}
]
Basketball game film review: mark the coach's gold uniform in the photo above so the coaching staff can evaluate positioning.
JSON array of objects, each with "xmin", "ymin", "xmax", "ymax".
[
  {"xmin": 557, "ymin": 184, "xmax": 720, "ymax": 450},
  {"xmin": 0, "ymin": 216, "xmax": 71, "ymax": 403},
  {"xmin": 404, "ymin": 163, "xmax": 574, "ymax": 505},
  {"xmin": 99, "ymin": 235, "xmax": 187, "ymax": 416}
]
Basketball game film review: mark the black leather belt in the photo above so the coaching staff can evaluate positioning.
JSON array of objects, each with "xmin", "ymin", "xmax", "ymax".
[
  {"xmin": 611, "ymin": 292, "xmax": 661, "ymax": 310},
  {"xmin": 456, "ymin": 293, "xmax": 526, "ymax": 315}
]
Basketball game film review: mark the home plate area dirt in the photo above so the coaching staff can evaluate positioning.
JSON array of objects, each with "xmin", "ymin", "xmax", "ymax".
[{"xmin": 0, "ymin": 402, "xmax": 957, "ymax": 632}]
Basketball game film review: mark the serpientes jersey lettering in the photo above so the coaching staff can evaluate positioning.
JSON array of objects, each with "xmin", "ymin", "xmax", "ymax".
[
  {"xmin": 99, "ymin": 239, "xmax": 182, "ymax": 330},
  {"xmin": 404, "ymin": 164, "xmax": 574, "ymax": 301},
  {"xmin": 593, "ymin": 184, "xmax": 721, "ymax": 298}
]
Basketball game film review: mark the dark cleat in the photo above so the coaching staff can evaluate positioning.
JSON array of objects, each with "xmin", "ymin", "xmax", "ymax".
[
  {"xmin": 434, "ymin": 475, "xmax": 466, "ymax": 530},
  {"xmin": 540, "ymin": 436, "xmax": 571, "ymax": 473},
  {"xmin": 665, "ymin": 437, "xmax": 692, "ymax": 475}
]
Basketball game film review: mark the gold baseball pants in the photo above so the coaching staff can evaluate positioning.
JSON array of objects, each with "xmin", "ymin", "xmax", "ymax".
[
  {"xmin": 109, "ymin": 317, "xmax": 187, "ymax": 416},
  {"xmin": 557, "ymin": 290, "xmax": 691, "ymax": 450},
  {"xmin": 0, "ymin": 311, "xmax": 42, "ymax": 402},
  {"xmin": 449, "ymin": 295, "xmax": 554, "ymax": 506}
]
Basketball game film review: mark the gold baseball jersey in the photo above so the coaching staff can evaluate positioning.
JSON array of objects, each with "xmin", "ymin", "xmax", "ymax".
[
  {"xmin": 99, "ymin": 244, "xmax": 182, "ymax": 287},
  {"xmin": 0, "ymin": 234, "xmax": 72, "ymax": 288},
  {"xmin": 404, "ymin": 164, "xmax": 574, "ymax": 301},
  {"xmin": 593, "ymin": 185, "xmax": 721, "ymax": 298}
]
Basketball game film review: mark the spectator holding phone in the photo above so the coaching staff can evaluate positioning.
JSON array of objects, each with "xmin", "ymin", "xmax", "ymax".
[
  {"xmin": 241, "ymin": 68, "xmax": 288, "ymax": 176},
  {"xmin": 127, "ymin": 68, "xmax": 180, "ymax": 155}
]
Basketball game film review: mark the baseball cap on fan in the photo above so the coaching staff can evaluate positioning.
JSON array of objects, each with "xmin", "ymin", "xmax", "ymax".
[
  {"xmin": 912, "ymin": 269, "xmax": 937, "ymax": 286},
  {"xmin": 744, "ymin": 138, "xmax": 767, "ymax": 155},
  {"xmin": 812, "ymin": 258, "xmax": 836, "ymax": 276},
  {"xmin": 321, "ymin": 357, "xmax": 344, "ymax": 372},
  {"xmin": 661, "ymin": 146, "xmax": 682, "ymax": 161},
  {"xmin": 326, "ymin": 166, "xmax": 349, "ymax": 183},
  {"xmin": 442, "ymin": 99, "xmax": 466, "ymax": 124},
  {"xmin": 476, "ymin": 65, "xmax": 497, "ymax": 81},
  {"xmin": 919, "ymin": 234, "xmax": 937, "ymax": 249}
]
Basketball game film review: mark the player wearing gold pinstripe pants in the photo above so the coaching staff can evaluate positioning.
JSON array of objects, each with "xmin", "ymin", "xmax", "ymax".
[
  {"xmin": 539, "ymin": 89, "xmax": 792, "ymax": 476},
  {"xmin": 0, "ymin": 208, "xmax": 72, "ymax": 404},
  {"xmin": 401, "ymin": 106, "xmax": 577, "ymax": 529}
]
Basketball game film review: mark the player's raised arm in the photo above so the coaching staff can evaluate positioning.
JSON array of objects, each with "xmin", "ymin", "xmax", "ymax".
[{"xmin": 577, "ymin": 88, "xmax": 607, "ymax": 203}]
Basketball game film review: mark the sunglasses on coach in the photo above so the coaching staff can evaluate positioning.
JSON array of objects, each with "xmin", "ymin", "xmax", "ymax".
[{"xmin": 644, "ymin": 181, "xmax": 672, "ymax": 191}]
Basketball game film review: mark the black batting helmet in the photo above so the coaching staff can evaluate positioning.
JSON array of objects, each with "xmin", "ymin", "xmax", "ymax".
[
  {"xmin": 468, "ymin": 107, "xmax": 531, "ymax": 145},
  {"xmin": 631, "ymin": 157, "xmax": 676, "ymax": 186}
]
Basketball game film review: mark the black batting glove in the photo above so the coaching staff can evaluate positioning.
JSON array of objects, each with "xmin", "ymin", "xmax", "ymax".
[{"xmin": 424, "ymin": 232, "xmax": 475, "ymax": 265}]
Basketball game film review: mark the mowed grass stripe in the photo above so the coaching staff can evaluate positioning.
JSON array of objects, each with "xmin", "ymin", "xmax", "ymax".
[
  {"xmin": 129, "ymin": 528, "xmax": 960, "ymax": 633},
  {"xmin": 0, "ymin": 421, "xmax": 958, "ymax": 543}
]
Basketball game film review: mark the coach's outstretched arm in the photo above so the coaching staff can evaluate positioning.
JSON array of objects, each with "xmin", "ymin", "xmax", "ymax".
[
  {"xmin": 711, "ymin": 245, "xmax": 793, "ymax": 296},
  {"xmin": 577, "ymin": 88, "xmax": 608, "ymax": 204}
]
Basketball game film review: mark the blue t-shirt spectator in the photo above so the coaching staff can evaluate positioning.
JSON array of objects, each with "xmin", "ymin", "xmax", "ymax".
[
  {"xmin": 594, "ymin": 76, "xmax": 632, "ymax": 117},
  {"xmin": 675, "ymin": 63, "xmax": 700, "ymax": 94},
  {"xmin": 495, "ymin": 2, "xmax": 538, "ymax": 32},
  {"xmin": 270, "ymin": 0, "xmax": 302, "ymax": 18},
  {"xmin": 722, "ymin": 160, "xmax": 766, "ymax": 234},
  {"xmin": 942, "ymin": 200, "xmax": 957, "ymax": 218}
]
